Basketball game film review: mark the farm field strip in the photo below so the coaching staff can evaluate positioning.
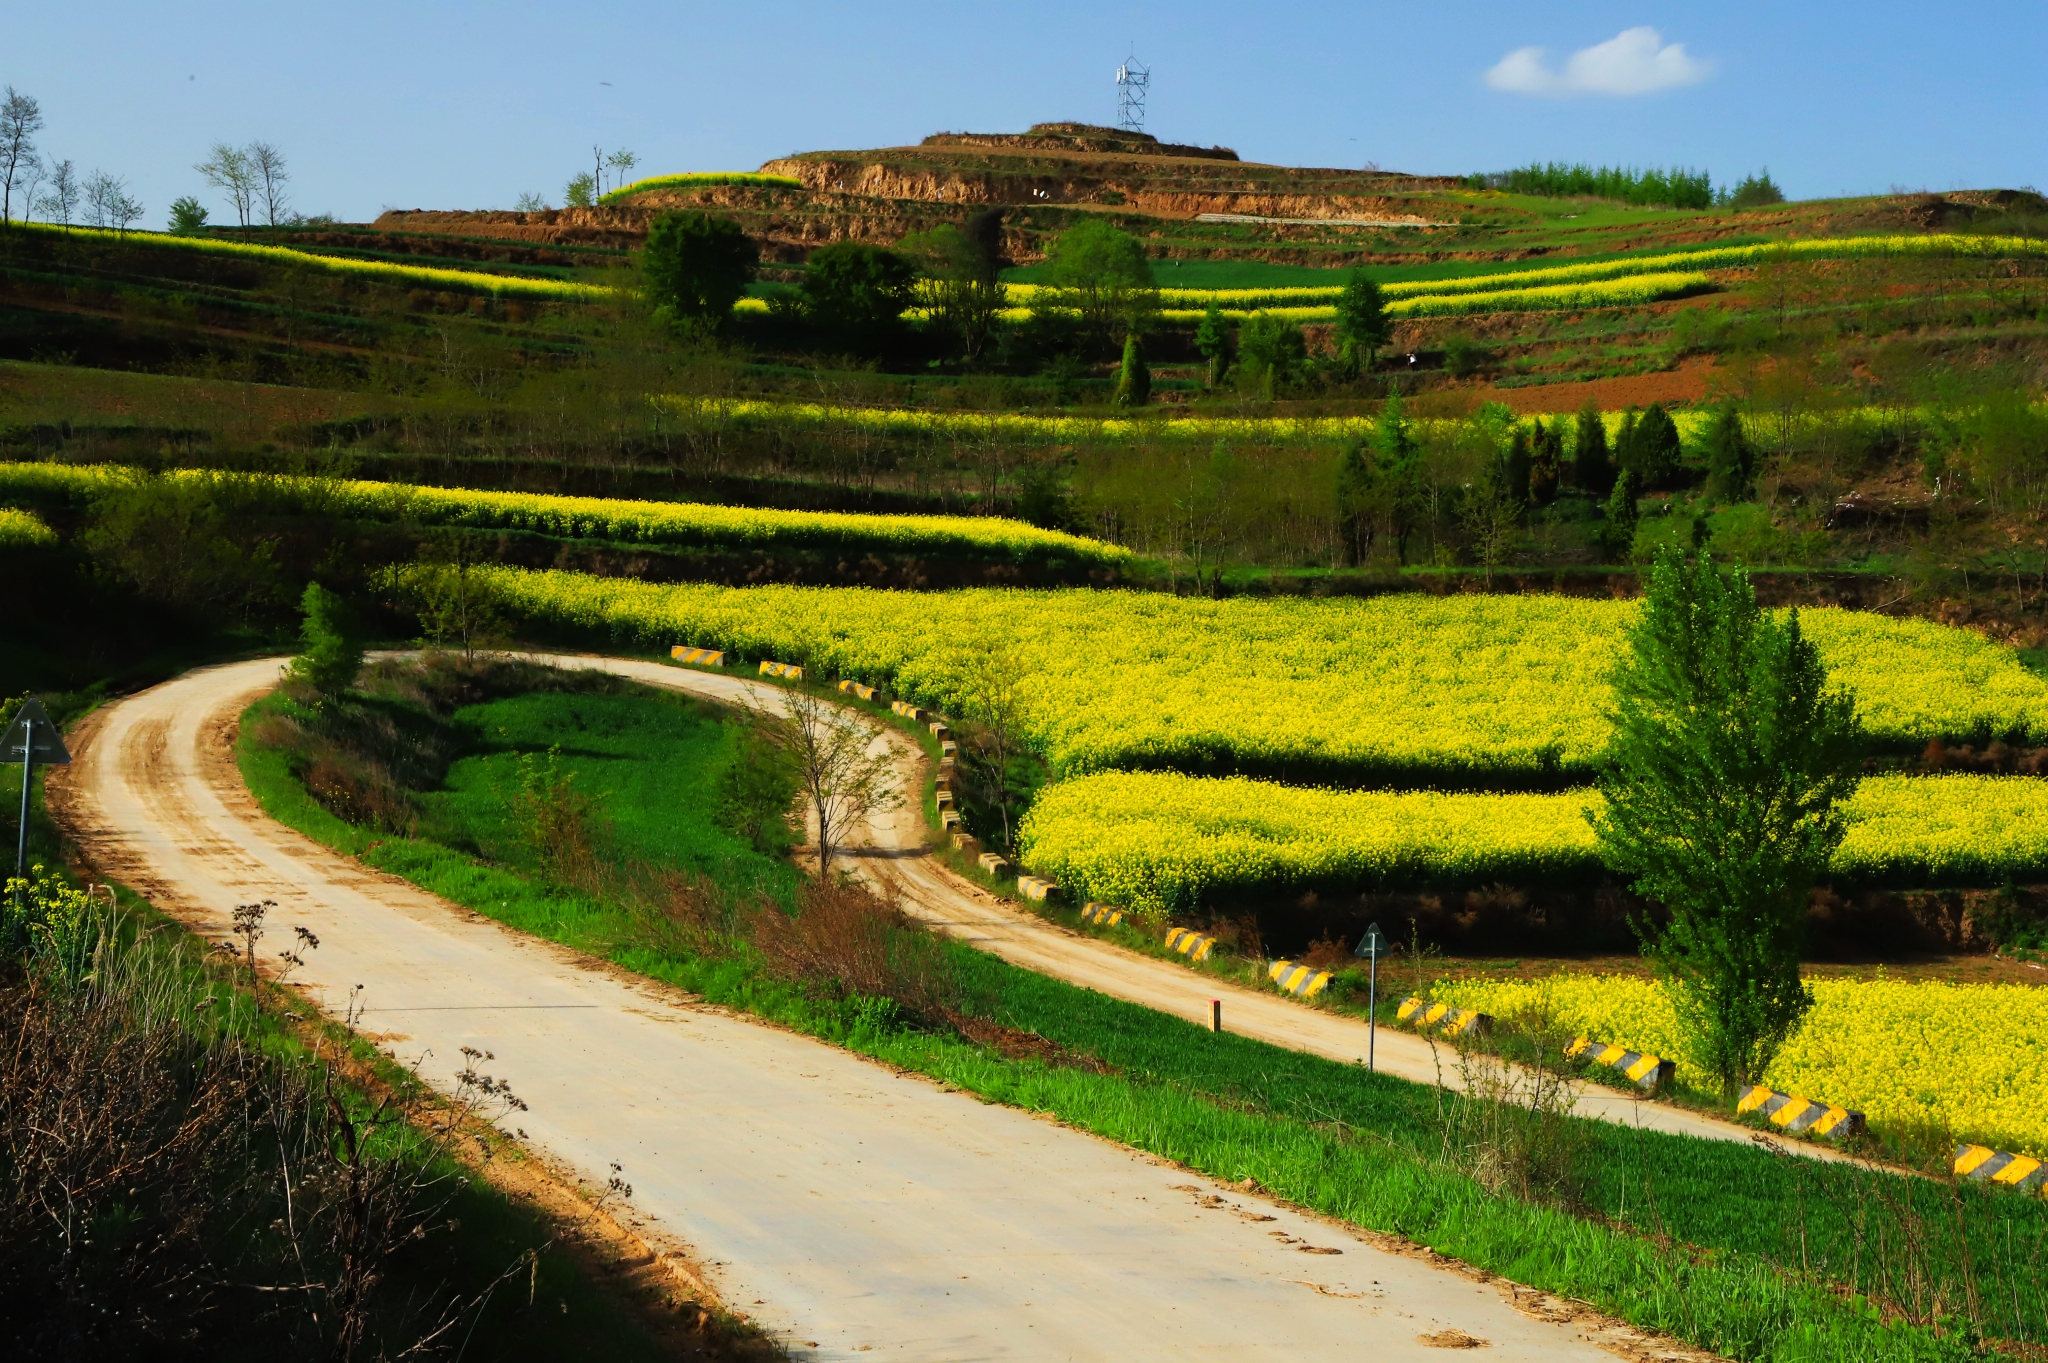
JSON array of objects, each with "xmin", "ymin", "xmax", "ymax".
[
  {"xmin": 0, "ymin": 461, "xmax": 1129, "ymax": 563},
  {"xmin": 18, "ymin": 222, "xmax": 598, "ymax": 299},
  {"xmin": 455, "ymin": 567, "xmax": 2048, "ymax": 782},
  {"xmin": 1430, "ymin": 973, "xmax": 2048, "ymax": 1160},
  {"xmin": 1016, "ymin": 769, "xmax": 2048, "ymax": 910},
  {"xmin": 0, "ymin": 505, "xmax": 56, "ymax": 547}
]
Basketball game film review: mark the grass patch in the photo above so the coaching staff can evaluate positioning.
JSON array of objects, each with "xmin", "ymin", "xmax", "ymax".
[{"xmin": 239, "ymin": 659, "xmax": 2047, "ymax": 1361}]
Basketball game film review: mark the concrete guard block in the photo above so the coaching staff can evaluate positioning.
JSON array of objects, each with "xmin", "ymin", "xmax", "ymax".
[
  {"xmin": 1954, "ymin": 1144, "xmax": 2047, "ymax": 1195},
  {"xmin": 1267, "ymin": 959, "xmax": 1334, "ymax": 1000},
  {"xmin": 1017, "ymin": 875, "xmax": 1059, "ymax": 902},
  {"xmin": 977, "ymin": 852, "xmax": 1012, "ymax": 877},
  {"xmin": 671, "ymin": 646, "xmax": 727, "ymax": 667},
  {"xmin": 1164, "ymin": 927, "xmax": 1217, "ymax": 962},
  {"xmin": 1737, "ymin": 1085, "xmax": 1865, "ymax": 1139},
  {"xmin": 1079, "ymin": 902, "xmax": 1125, "ymax": 928},
  {"xmin": 1568, "ymin": 1036, "xmax": 1676, "ymax": 1092}
]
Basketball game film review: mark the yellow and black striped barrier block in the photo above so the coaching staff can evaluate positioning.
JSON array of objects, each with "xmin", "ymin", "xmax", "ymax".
[
  {"xmin": 1397, "ymin": 996, "xmax": 1493, "ymax": 1038},
  {"xmin": 928, "ymin": 720, "xmax": 951, "ymax": 740},
  {"xmin": 934, "ymin": 789, "xmax": 953, "ymax": 808},
  {"xmin": 759, "ymin": 660, "xmax": 803, "ymax": 680},
  {"xmin": 837, "ymin": 679, "xmax": 877, "ymax": 701},
  {"xmin": 941, "ymin": 809, "xmax": 962, "ymax": 831},
  {"xmin": 1268, "ymin": 959, "xmax": 1334, "ymax": 1000},
  {"xmin": 1165, "ymin": 927, "xmax": 1218, "ymax": 962},
  {"xmin": 1954, "ymin": 1144, "xmax": 2047, "ymax": 1195},
  {"xmin": 1017, "ymin": 875, "xmax": 1059, "ymax": 902},
  {"xmin": 891, "ymin": 699, "xmax": 924, "ymax": 720},
  {"xmin": 670, "ymin": 646, "xmax": 727, "ymax": 666},
  {"xmin": 1737, "ymin": 1085, "xmax": 1865, "ymax": 1139},
  {"xmin": 1567, "ymin": 1036, "xmax": 1675, "ymax": 1092},
  {"xmin": 977, "ymin": 851, "xmax": 1013, "ymax": 877},
  {"xmin": 951, "ymin": 832, "xmax": 979, "ymax": 853},
  {"xmin": 1079, "ymin": 902, "xmax": 1124, "ymax": 928}
]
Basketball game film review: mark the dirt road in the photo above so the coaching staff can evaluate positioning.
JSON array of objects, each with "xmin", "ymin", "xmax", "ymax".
[{"xmin": 52, "ymin": 656, "xmax": 1694, "ymax": 1361}]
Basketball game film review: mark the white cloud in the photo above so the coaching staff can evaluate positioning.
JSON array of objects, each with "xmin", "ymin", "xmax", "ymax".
[{"xmin": 1486, "ymin": 27, "xmax": 1713, "ymax": 97}]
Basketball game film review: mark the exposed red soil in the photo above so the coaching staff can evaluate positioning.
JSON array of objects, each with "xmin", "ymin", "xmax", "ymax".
[{"xmin": 1479, "ymin": 357, "xmax": 1722, "ymax": 414}]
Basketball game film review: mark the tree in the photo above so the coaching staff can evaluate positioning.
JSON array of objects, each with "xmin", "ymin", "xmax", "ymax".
[
  {"xmin": 1601, "ymin": 467, "xmax": 1640, "ymax": 560},
  {"xmin": 1572, "ymin": 400, "xmax": 1613, "ymax": 494},
  {"xmin": 1235, "ymin": 311, "xmax": 1307, "ymax": 399},
  {"xmin": 898, "ymin": 210, "xmax": 1005, "ymax": 361},
  {"xmin": 564, "ymin": 172, "xmax": 595, "ymax": 208},
  {"xmin": 1111, "ymin": 331, "xmax": 1150, "ymax": 408},
  {"xmin": 514, "ymin": 191, "xmax": 550, "ymax": 213},
  {"xmin": 82, "ymin": 170, "xmax": 144, "ymax": 234},
  {"xmin": 1334, "ymin": 266, "xmax": 1389, "ymax": 368},
  {"xmin": 247, "ymin": 141, "xmax": 289, "ymax": 226},
  {"xmin": 412, "ymin": 533, "xmax": 504, "ymax": 662},
  {"xmin": 168, "ymin": 194, "xmax": 209, "ymax": 235},
  {"xmin": 1593, "ymin": 550, "xmax": 1864, "ymax": 1096},
  {"xmin": 1043, "ymin": 218, "xmax": 1156, "ymax": 350},
  {"xmin": 1618, "ymin": 403, "xmax": 1683, "ymax": 490},
  {"xmin": 1726, "ymin": 170, "xmax": 1786, "ymax": 210},
  {"xmin": 1502, "ymin": 425, "xmax": 1533, "ymax": 504},
  {"xmin": 35, "ymin": 159, "xmax": 78, "ymax": 225},
  {"xmin": 799, "ymin": 241, "xmax": 917, "ymax": 349},
  {"xmin": 195, "ymin": 143, "xmax": 256, "ymax": 228},
  {"xmin": 1459, "ymin": 473, "xmax": 1522, "ymax": 588},
  {"xmin": 606, "ymin": 149, "xmax": 639, "ymax": 194},
  {"xmin": 0, "ymin": 86, "xmax": 42, "ymax": 224},
  {"xmin": 641, "ymin": 210, "xmax": 757, "ymax": 334},
  {"xmin": 286, "ymin": 582, "xmax": 365, "ymax": 696},
  {"xmin": 749, "ymin": 690, "xmax": 900, "ymax": 878},
  {"xmin": 958, "ymin": 644, "xmax": 1032, "ymax": 855},
  {"xmin": 1528, "ymin": 418, "xmax": 1561, "ymax": 506},
  {"xmin": 1194, "ymin": 302, "xmax": 1231, "ymax": 387},
  {"xmin": 1703, "ymin": 401, "xmax": 1757, "ymax": 501}
]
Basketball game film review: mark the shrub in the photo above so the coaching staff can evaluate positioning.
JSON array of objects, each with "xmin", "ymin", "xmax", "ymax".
[
  {"xmin": 1572, "ymin": 400, "xmax": 1613, "ymax": 494},
  {"xmin": 1618, "ymin": 403, "xmax": 1683, "ymax": 490},
  {"xmin": 641, "ymin": 210, "xmax": 757, "ymax": 333},
  {"xmin": 166, "ymin": 194, "xmax": 208, "ymax": 235},
  {"xmin": 1601, "ymin": 468, "xmax": 1640, "ymax": 560},
  {"xmin": 286, "ymin": 582, "xmax": 363, "ymax": 697},
  {"xmin": 1235, "ymin": 312, "xmax": 1307, "ymax": 397},
  {"xmin": 1704, "ymin": 401, "xmax": 1757, "ymax": 500},
  {"xmin": 1111, "ymin": 331, "xmax": 1150, "ymax": 408},
  {"xmin": 1725, "ymin": 170, "xmax": 1787, "ymax": 210},
  {"xmin": 798, "ymin": 241, "xmax": 917, "ymax": 347},
  {"xmin": 1442, "ymin": 333, "xmax": 1488, "ymax": 377}
]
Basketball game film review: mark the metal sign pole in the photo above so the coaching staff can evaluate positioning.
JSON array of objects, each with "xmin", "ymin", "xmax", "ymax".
[
  {"xmin": 6, "ymin": 699, "xmax": 72, "ymax": 889},
  {"xmin": 1357, "ymin": 920, "xmax": 1385, "ymax": 1074},
  {"xmin": 14, "ymin": 744, "xmax": 31, "ymax": 883}
]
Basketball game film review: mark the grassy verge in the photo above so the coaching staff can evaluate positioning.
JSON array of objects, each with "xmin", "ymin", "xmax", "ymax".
[{"xmin": 236, "ymin": 662, "xmax": 2048, "ymax": 1360}]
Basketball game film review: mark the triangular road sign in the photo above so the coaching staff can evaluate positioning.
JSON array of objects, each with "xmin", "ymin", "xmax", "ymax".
[{"xmin": 4, "ymin": 698, "xmax": 70, "ymax": 766}]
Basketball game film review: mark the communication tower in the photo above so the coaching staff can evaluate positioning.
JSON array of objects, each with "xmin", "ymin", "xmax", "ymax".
[{"xmin": 1115, "ymin": 54, "xmax": 1150, "ymax": 133}]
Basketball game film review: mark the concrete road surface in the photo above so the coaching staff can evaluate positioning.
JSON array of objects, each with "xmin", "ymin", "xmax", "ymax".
[{"xmin": 50, "ymin": 656, "xmax": 1712, "ymax": 1361}]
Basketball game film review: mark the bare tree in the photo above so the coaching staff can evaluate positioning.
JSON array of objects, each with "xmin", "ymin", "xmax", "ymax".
[
  {"xmin": 959, "ymin": 644, "xmax": 1031, "ymax": 854},
  {"xmin": 248, "ymin": 140, "xmax": 290, "ymax": 225},
  {"xmin": 83, "ymin": 169, "xmax": 144, "ymax": 234},
  {"xmin": 606, "ymin": 148, "xmax": 638, "ymax": 193},
  {"xmin": 750, "ymin": 689, "xmax": 901, "ymax": 878},
  {"xmin": 34, "ymin": 158, "xmax": 77, "ymax": 224},
  {"xmin": 15, "ymin": 151, "xmax": 43, "ymax": 222},
  {"xmin": 196, "ymin": 141, "xmax": 256, "ymax": 228},
  {"xmin": 0, "ymin": 85, "xmax": 43, "ymax": 223}
]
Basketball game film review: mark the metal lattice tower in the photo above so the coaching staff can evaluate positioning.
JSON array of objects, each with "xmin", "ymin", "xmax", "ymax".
[{"xmin": 1115, "ymin": 54, "xmax": 1149, "ymax": 133}]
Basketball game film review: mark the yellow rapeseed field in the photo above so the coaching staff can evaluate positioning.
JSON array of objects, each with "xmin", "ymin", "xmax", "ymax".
[
  {"xmin": 459, "ymin": 567, "xmax": 2048, "ymax": 780},
  {"xmin": 1431, "ymin": 973, "xmax": 2048, "ymax": 1159},
  {"xmin": 0, "ymin": 463, "xmax": 1127, "ymax": 563},
  {"xmin": 21, "ymin": 222, "xmax": 592, "ymax": 299},
  {"xmin": 1016, "ymin": 771, "xmax": 2048, "ymax": 912},
  {"xmin": 0, "ymin": 506, "xmax": 56, "ymax": 548}
]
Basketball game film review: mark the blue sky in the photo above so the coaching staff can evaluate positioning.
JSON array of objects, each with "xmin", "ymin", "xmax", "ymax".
[{"xmin": 7, "ymin": 1, "xmax": 2042, "ymax": 227}]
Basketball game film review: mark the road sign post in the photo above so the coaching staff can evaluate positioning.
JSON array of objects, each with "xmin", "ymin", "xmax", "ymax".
[
  {"xmin": 6, "ymin": 698, "xmax": 72, "ymax": 888},
  {"xmin": 1356, "ymin": 921, "xmax": 1386, "ymax": 1072}
]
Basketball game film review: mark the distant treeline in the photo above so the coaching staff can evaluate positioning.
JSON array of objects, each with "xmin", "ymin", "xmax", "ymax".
[{"xmin": 1466, "ymin": 163, "xmax": 1717, "ymax": 210}]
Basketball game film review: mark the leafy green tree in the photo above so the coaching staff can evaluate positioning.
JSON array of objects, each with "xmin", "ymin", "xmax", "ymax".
[
  {"xmin": 1334, "ymin": 267, "xmax": 1389, "ymax": 368},
  {"xmin": 1502, "ymin": 426, "xmax": 1533, "ymax": 505},
  {"xmin": 1601, "ymin": 468, "xmax": 1640, "ymax": 560},
  {"xmin": 1195, "ymin": 302, "xmax": 1232, "ymax": 387},
  {"xmin": 564, "ymin": 172, "xmax": 595, "ymax": 208},
  {"xmin": 1621, "ymin": 403, "xmax": 1684, "ymax": 490},
  {"xmin": 1704, "ymin": 401, "xmax": 1757, "ymax": 501},
  {"xmin": 1235, "ymin": 311, "xmax": 1307, "ymax": 399},
  {"xmin": 1573, "ymin": 400, "xmax": 1613, "ymax": 494},
  {"xmin": 641, "ymin": 210, "xmax": 758, "ymax": 334},
  {"xmin": 1044, "ymin": 219, "xmax": 1156, "ymax": 350},
  {"xmin": 167, "ymin": 195, "xmax": 209, "ymax": 235},
  {"xmin": 1337, "ymin": 392, "xmax": 1424, "ymax": 565},
  {"xmin": 287, "ymin": 582, "xmax": 364, "ymax": 696},
  {"xmin": 898, "ymin": 209, "xmax": 1005, "ymax": 361},
  {"xmin": 1726, "ymin": 170, "xmax": 1786, "ymax": 210},
  {"xmin": 1111, "ymin": 331, "xmax": 1150, "ymax": 408},
  {"xmin": 1528, "ymin": 418, "xmax": 1561, "ymax": 506},
  {"xmin": 799, "ymin": 241, "xmax": 917, "ymax": 348},
  {"xmin": 1594, "ymin": 550, "xmax": 1864, "ymax": 1096}
]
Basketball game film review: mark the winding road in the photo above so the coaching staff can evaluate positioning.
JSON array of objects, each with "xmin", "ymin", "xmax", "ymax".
[{"xmin": 48, "ymin": 654, "xmax": 1730, "ymax": 1361}]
